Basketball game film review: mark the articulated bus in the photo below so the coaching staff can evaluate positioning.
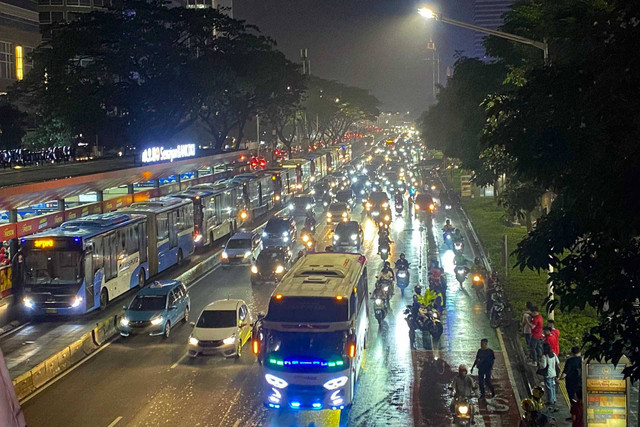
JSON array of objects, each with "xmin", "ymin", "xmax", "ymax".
[
  {"xmin": 22, "ymin": 213, "xmax": 149, "ymax": 315},
  {"xmin": 176, "ymin": 184, "xmax": 242, "ymax": 247},
  {"xmin": 121, "ymin": 197, "xmax": 195, "ymax": 276},
  {"xmin": 279, "ymin": 159, "xmax": 312, "ymax": 192},
  {"xmin": 254, "ymin": 252, "xmax": 369, "ymax": 411},
  {"xmin": 231, "ymin": 173, "xmax": 275, "ymax": 220}
]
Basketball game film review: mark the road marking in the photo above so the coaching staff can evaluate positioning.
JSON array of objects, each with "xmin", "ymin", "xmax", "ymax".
[
  {"xmin": 106, "ymin": 416, "xmax": 123, "ymax": 427},
  {"xmin": 20, "ymin": 338, "xmax": 116, "ymax": 405},
  {"xmin": 170, "ymin": 353, "xmax": 187, "ymax": 369},
  {"xmin": 0, "ymin": 321, "xmax": 30, "ymax": 340},
  {"xmin": 231, "ymin": 420, "xmax": 242, "ymax": 427}
]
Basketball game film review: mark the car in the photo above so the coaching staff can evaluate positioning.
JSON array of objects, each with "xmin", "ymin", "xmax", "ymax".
[
  {"xmin": 251, "ymin": 247, "xmax": 292, "ymax": 285},
  {"xmin": 120, "ymin": 280, "xmax": 190, "ymax": 338},
  {"xmin": 415, "ymin": 194, "xmax": 436, "ymax": 214},
  {"xmin": 261, "ymin": 217, "xmax": 296, "ymax": 248},
  {"xmin": 312, "ymin": 182, "xmax": 329, "ymax": 203},
  {"xmin": 335, "ymin": 189, "xmax": 356, "ymax": 207},
  {"xmin": 333, "ymin": 221, "xmax": 363, "ymax": 250},
  {"xmin": 365, "ymin": 191, "xmax": 390, "ymax": 218},
  {"xmin": 222, "ymin": 231, "xmax": 262, "ymax": 265},
  {"xmin": 188, "ymin": 299, "xmax": 253, "ymax": 358},
  {"xmin": 326, "ymin": 202, "xmax": 350, "ymax": 223},
  {"xmin": 288, "ymin": 195, "xmax": 315, "ymax": 216}
]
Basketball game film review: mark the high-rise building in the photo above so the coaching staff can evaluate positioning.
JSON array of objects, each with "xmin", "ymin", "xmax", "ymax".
[
  {"xmin": 474, "ymin": 0, "xmax": 515, "ymax": 58},
  {"xmin": 186, "ymin": 0, "xmax": 232, "ymax": 17},
  {"xmin": 0, "ymin": 0, "xmax": 40, "ymax": 93},
  {"xmin": 37, "ymin": 0, "xmax": 108, "ymax": 40}
]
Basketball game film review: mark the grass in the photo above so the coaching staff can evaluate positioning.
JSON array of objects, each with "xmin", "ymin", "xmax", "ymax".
[{"xmin": 463, "ymin": 197, "xmax": 597, "ymax": 355}]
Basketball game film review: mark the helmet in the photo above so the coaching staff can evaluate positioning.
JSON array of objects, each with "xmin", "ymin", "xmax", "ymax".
[
  {"xmin": 400, "ymin": 253, "xmax": 406, "ymax": 259},
  {"xmin": 532, "ymin": 386, "xmax": 545, "ymax": 400},
  {"xmin": 521, "ymin": 398, "xmax": 537, "ymax": 413},
  {"xmin": 474, "ymin": 257, "xmax": 481, "ymax": 264},
  {"xmin": 383, "ymin": 261, "xmax": 391, "ymax": 269}
]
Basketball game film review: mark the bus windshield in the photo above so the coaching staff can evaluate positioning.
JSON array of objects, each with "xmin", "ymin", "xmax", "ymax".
[
  {"xmin": 266, "ymin": 297, "xmax": 348, "ymax": 322},
  {"xmin": 265, "ymin": 330, "xmax": 347, "ymax": 372},
  {"xmin": 24, "ymin": 250, "xmax": 82, "ymax": 286}
]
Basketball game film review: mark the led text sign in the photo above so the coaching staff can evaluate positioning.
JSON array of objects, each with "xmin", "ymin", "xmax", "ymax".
[{"xmin": 141, "ymin": 144, "xmax": 196, "ymax": 163}]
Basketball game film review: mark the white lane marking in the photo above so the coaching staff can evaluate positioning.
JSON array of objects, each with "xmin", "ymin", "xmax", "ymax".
[
  {"xmin": 106, "ymin": 416, "xmax": 123, "ymax": 427},
  {"xmin": 231, "ymin": 420, "xmax": 242, "ymax": 427},
  {"xmin": 0, "ymin": 321, "xmax": 31, "ymax": 340},
  {"xmin": 170, "ymin": 353, "xmax": 187, "ymax": 369},
  {"xmin": 496, "ymin": 327, "xmax": 523, "ymax": 416},
  {"xmin": 20, "ymin": 339, "xmax": 115, "ymax": 405}
]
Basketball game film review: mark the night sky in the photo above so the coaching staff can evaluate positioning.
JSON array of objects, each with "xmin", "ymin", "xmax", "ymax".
[{"xmin": 235, "ymin": 0, "xmax": 476, "ymax": 114}]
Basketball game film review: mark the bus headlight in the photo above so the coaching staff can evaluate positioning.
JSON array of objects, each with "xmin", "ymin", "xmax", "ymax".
[
  {"xmin": 71, "ymin": 296, "xmax": 83, "ymax": 308},
  {"xmin": 222, "ymin": 334, "xmax": 236, "ymax": 345},
  {"xmin": 275, "ymin": 265, "xmax": 284, "ymax": 274},
  {"xmin": 150, "ymin": 316, "xmax": 163, "ymax": 326},
  {"xmin": 265, "ymin": 374, "xmax": 289, "ymax": 389},
  {"xmin": 251, "ymin": 265, "xmax": 258, "ymax": 274},
  {"xmin": 189, "ymin": 336, "xmax": 199, "ymax": 346},
  {"xmin": 23, "ymin": 297, "xmax": 34, "ymax": 309},
  {"xmin": 323, "ymin": 376, "xmax": 349, "ymax": 390}
]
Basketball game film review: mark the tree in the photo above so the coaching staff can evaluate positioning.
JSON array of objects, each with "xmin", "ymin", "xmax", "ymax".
[
  {"xmin": 0, "ymin": 101, "xmax": 27, "ymax": 150},
  {"xmin": 484, "ymin": 0, "xmax": 640, "ymax": 380}
]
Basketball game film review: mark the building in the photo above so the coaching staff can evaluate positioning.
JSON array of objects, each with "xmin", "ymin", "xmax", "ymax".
[
  {"xmin": 0, "ymin": 0, "xmax": 40, "ymax": 93},
  {"xmin": 186, "ymin": 0, "xmax": 232, "ymax": 17},
  {"xmin": 37, "ymin": 0, "xmax": 108, "ymax": 40},
  {"xmin": 474, "ymin": 0, "xmax": 515, "ymax": 58}
]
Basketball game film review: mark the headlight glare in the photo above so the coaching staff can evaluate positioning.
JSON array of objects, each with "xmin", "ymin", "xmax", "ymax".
[{"xmin": 323, "ymin": 376, "xmax": 349, "ymax": 390}]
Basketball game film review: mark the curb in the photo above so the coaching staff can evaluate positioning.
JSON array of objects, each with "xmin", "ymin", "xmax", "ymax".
[{"xmin": 0, "ymin": 320, "xmax": 22, "ymax": 337}]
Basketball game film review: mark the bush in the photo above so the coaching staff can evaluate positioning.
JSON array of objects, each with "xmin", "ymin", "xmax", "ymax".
[{"xmin": 463, "ymin": 197, "xmax": 596, "ymax": 355}]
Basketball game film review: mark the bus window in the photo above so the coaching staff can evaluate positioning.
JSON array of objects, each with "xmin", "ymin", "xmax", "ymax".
[
  {"xmin": 92, "ymin": 237, "xmax": 104, "ymax": 273},
  {"xmin": 350, "ymin": 290, "xmax": 357, "ymax": 317},
  {"xmin": 137, "ymin": 222, "xmax": 148, "ymax": 263},
  {"xmin": 157, "ymin": 213, "xmax": 169, "ymax": 242}
]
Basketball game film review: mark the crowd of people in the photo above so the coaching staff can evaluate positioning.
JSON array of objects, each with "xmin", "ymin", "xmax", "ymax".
[{"xmin": 0, "ymin": 146, "xmax": 76, "ymax": 169}]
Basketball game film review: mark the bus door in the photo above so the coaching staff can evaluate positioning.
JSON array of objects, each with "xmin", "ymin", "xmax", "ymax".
[
  {"xmin": 168, "ymin": 209, "xmax": 178, "ymax": 250},
  {"xmin": 193, "ymin": 197, "xmax": 204, "ymax": 240},
  {"xmin": 84, "ymin": 243, "xmax": 95, "ymax": 310},
  {"xmin": 295, "ymin": 166, "xmax": 303, "ymax": 189}
]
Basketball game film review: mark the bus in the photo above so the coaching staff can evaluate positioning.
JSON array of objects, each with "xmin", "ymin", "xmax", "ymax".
[
  {"xmin": 279, "ymin": 159, "xmax": 312, "ymax": 192},
  {"xmin": 176, "ymin": 184, "xmax": 241, "ymax": 248},
  {"xmin": 254, "ymin": 252, "xmax": 369, "ymax": 411},
  {"xmin": 231, "ymin": 173, "xmax": 275, "ymax": 220},
  {"xmin": 21, "ymin": 213, "xmax": 149, "ymax": 315},
  {"xmin": 121, "ymin": 197, "xmax": 195, "ymax": 276}
]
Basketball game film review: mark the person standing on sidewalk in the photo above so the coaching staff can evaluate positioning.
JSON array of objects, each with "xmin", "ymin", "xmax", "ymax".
[
  {"xmin": 561, "ymin": 346, "xmax": 583, "ymax": 401},
  {"xmin": 471, "ymin": 338, "xmax": 496, "ymax": 399},
  {"xmin": 570, "ymin": 390, "xmax": 584, "ymax": 427},
  {"xmin": 1, "ymin": 348, "xmax": 26, "ymax": 427},
  {"xmin": 544, "ymin": 326, "xmax": 560, "ymax": 356},
  {"xmin": 539, "ymin": 342, "xmax": 560, "ymax": 411},
  {"xmin": 522, "ymin": 301, "xmax": 533, "ymax": 348},
  {"xmin": 528, "ymin": 306, "xmax": 544, "ymax": 366},
  {"xmin": 547, "ymin": 319, "xmax": 561, "ymax": 341}
]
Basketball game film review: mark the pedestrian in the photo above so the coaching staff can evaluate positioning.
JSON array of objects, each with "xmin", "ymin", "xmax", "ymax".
[
  {"xmin": 528, "ymin": 306, "xmax": 544, "ymax": 366},
  {"xmin": 561, "ymin": 346, "xmax": 583, "ymax": 401},
  {"xmin": 539, "ymin": 342, "xmax": 560, "ymax": 411},
  {"xmin": 522, "ymin": 301, "xmax": 533, "ymax": 348},
  {"xmin": 547, "ymin": 319, "xmax": 560, "ymax": 341},
  {"xmin": 0, "ymin": 348, "xmax": 26, "ymax": 427},
  {"xmin": 570, "ymin": 389, "xmax": 584, "ymax": 427},
  {"xmin": 544, "ymin": 326, "xmax": 560, "ymax": 356},
  {"xmin": 471, "ymin": 338, "xmax": 496, "ymax": 399}
]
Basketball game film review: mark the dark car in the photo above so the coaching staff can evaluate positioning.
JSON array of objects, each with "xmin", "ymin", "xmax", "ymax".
[
  {"xmin": 288, "ymin": 195, "xmax": 315, "ymax": 216},
  {"xmin": 326, "ymin": 202, "xmax": 350, "ymax": 223},
  {"xmin": 250, "ymin": 247, "xmax": 292, "ymax": 285},
  {"xmin": 365, "ymin": 191, "xmax": 390, "ymax": 218},
  {"xmin": 415, "ymin": 193, "xmax": 435, "ymax": 214},
  {"xmin": 333, "ymin": 221, "xmax": 363, "ymax": 250},
  {"xmin": 336, "ymin": 189, "xmax": 356, "ymax": 207},
  {"xmin": 261, "ymin": 217, "xmax": 296, "ymax": 248}
]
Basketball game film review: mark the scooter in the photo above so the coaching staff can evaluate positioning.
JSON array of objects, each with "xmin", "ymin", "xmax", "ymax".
[
  {"xmin": 452, "ymin": 396, "xmax": 473, "ymax": 426},
  {"xmin": 301, "ymin": 227, "xmax": 316, "ymax": 252},
  {"xmin": 453, "ymin": 239, "xmax": 464, "ymax": 256},
  {"xmin": 396, "ymin": 267, "xmax": 410, "ymax": 296},
  {"xmin": 304, "ymin": 216, "xmax": 316, "ymax": 233},
  {"xmin": 378, "ymin": 278, "xmax": 393, "ymax": 309},
  {"xmin": 373, "ymin": 293, "xmax": 387, "ymax": 327},
  {"xmin": 489, "ymin": 290, "xmax": 505, "ymax": 328},
  {"xmin": 471, "ymin": 273, "xmax": 484, "ymax": 301},
  {"xmin": 379, "ymin": 243, "xmax": 390, "ymax": 261},
  {"xmin": 443, "ymin": 229, "xmax": 454, "ymax": 248}
]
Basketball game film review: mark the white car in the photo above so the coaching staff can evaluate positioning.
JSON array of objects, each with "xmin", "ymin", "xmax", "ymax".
[{"xmin": 188, "ymin": 299, "xmax": 253, "ymax": 358}]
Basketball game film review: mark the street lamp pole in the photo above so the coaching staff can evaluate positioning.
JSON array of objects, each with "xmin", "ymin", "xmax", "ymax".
[{"xmin": 418, "ymin": 7, "xmax": 553, "ymax": 317}]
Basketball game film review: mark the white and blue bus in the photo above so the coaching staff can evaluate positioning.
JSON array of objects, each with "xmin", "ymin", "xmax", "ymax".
[
  {"xmin": 121, "ymin": 197, "xmax": 195, "ymax": 275},
  {"xmin": 254, "ymin": 252, "xmax": 369, "ymax": 411},
  {"xmin": 21, "ymin": 213, "xmax": 149, "ymax": 315}
]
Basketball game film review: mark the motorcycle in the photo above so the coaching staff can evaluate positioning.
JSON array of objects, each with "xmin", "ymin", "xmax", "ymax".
[
  {"xmin": 395, "ymin": 202, "xmax": 403, "ymax": 215},
  {"xmin": 301, "ymin": 228, "xmax": 316, "ymax": 253},
  {"xmin": 373, "ymin": 292, "xmax": 387, "ymax": 327},
  {"xmin": 443, "ymin": 229, "xmax": 454, "ymax": 248},
  {"xmin": 379, "ymin": 244, "xmax": 389, "ymax": 261},
  {"xmin": 452, "ymin": 396, "xmax": 473, "ymax": 426},
  {"xmin": 378, "ymin": 278, "xmax": 393, "ymax": 308},
  {"xmin": 304, "ymin": 216, "xmax": 316, "ymax": 233},
  {"xmin": 471, "ymin": 273, "xmax": 484, "ymax": 301},
  {"xmin": 396, "ymin": 267, "xmax": 410, "ymax": 296},
  {"xmin": 453, "ymin": 239, "xmax": 464, "ymax": 256},
  {"xmin": 489, "ymin": 289, "xmax": 505, "ymax": 328},
  {"xmin": 404, "ymin": 304, "xmax": 444, "ymax": 340}
]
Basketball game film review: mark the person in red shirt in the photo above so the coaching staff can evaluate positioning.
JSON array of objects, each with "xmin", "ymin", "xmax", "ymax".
[
  {"xmin": 544, "ymin": 326, "xmax": 560, "ymax": 355},
  {"xmin": 548, "ymin": 319, "xmax": 560, "ymax": 340},
  {"xmin": 527, "ymin": 306, "xmax": 544, "ymax": 365}
]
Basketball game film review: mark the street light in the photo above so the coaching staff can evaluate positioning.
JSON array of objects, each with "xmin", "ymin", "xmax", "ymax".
[{"xmin": 417, "ymin": 7, "xmax": 548, "ymax": 63}]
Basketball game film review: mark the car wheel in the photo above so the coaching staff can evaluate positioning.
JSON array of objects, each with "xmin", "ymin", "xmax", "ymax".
[
  {"xmin": 235, "ymin": 341, "xmax": 242, "ymax": 359},
  {"xmin": 163, "ymin": 321, "xmax": 171, "ymax": 339},
  {"xmin": 183, "ymin": 307, "xmax": 189, "ymax": 323},
  {"xmin": 99, "ymin": 289, "xmax": 108, "ymax": 311}
]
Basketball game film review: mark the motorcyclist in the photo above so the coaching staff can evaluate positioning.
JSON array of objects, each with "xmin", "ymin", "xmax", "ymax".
[
  {"xmin": 304, "ymin": 211, "xmax": 316, "ymax": 230},
  {"xmin": 296, "ymin": 250, "xmax": 304, "ymax": 262},
  {"xmin": 471, "ymin": 257, "xmax": 487, "ymax": 277},
  {"xmin": 450, "ymin": 365, "xmax": 477, "ymax": 416},
  {"xmin": 442, "ymin": 219, "xmax": 454, "ymax": 233},
  {"xmin": 454, "ymin": 253, "xmax": 469, "ymax": 269},
  {"xmin": 394, "ymin": 193, "xmax": 403, "ymax": 205},
  {"xmin": 428, "ymin": 257, "xmax": 440, "ymax": 273},
  {"xmin": 378, "ymin": 261, "xmax": 395, "ymax": 283},
  {"xmin": 395, "ymin": 253, "xmax": 410, "ymax": 270},
  {"xmin": 325, "ymin": 245, "xmax": 334, "ymax": 252},
  {"xmin": 378, "ymin": 232, "xmax": 392, "ymax": 251},
  {"xmin": 452, "ymin": 228, "xmax": 463, "ymax": 244}
]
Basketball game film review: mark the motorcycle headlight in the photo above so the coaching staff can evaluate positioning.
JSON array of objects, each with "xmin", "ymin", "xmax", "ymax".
[
  {"xmin": 282, "ymin": 231, "xmax": 289, "ymax": 237},
  {"xmin": 265, "ymin": 374, "xmax": 288, "ymax": 389},
  {"xmin": 398, "ymin": 272, "xmax": 406, "ymax": 278},
  {"xmin": 288, "ymin": 204, "xmax": 294, "ymax": 210},
  {"xmin": 222, "ymin": 334, "xmax": 236, "ymax": 345},
  {"xmin": 302, "ymin": 234, "xmax": 310, "ymax": 242},
  {"xmin": 384, "ymin": 215, "xmax": 390, "ymax": 221},
  {"xmin": 381, "ymin": 248, "xmax": 388, "ymax": 253},
  {"xmin": 323, "ymin": 376, "xmax": 349, "ymax": 390},
  {"xmin": 383, "ymin": 286, "xmax": 389, "ymax": 292},
  {"xmin": 351, "ymin": 234, "xmax": 357, "ymax": 240},
  {"xmin": 375, "ymin": 298, "xmax": 383, "ymax": 305},
  {"xmin": 327, "ymin": 212, "xmax": 332, "ymax": 217},
  {"xmin": 262, "ymin": 232, "xmax": 268, "ymax": 237},
  {"xmin": 457, "ymin": 404, "xmax": 469, "ymax": 415},
  {"xmin": 275, "ymin": 265, "xmax": 284, "ymax": 274},
  {"xmin": 382, "ymin": 202, "xmax": 388, "ymax": 208},
  {"xmin": 221, "ymin": 252, "xmax": 228, "ymax": 259},
  {"xmin": 150, "ymin": 316, "xmax": 163, "ymax": 326},
  {"xmin": 251, "ymin": 265, "xmax": 258, "ymax": 274},
  {"xmin": 342, "ymin": 212, "xmax": 348, "ymax": 218},
  {"xmin": 334, "ymin": 234, "xmax": 340, "ymax": 240}
]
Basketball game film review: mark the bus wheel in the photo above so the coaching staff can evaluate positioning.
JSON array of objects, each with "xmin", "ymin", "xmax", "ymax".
[
  {"xmin": 177, "ymin": 249, "xmax": 184, "ymax": 266},
  {"xmin": 138, "ymin": 269, "xmax": 145, "ymax": 288},
  {"xmin": 210, "ymin": 233, "xmax": 215, "ymax": 248},
  {"xmin": 99, "ymin": 289, "xmax": 108, "ymax": 311}
]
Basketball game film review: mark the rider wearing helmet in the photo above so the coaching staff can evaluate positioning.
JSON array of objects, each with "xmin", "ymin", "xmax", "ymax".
[
  {"xmin": 378, "ymin": 261, "xmax": 395, "ymax": 282},
  {"xmin": 471, "ymin": 257, "xmax": 487, "ymax": 278},
  {"xmin": 442, "ymin": 219, "xmax": 454, "ymax": 233},
  {"xmin": 304, "ymin": 211, "xmax": 316, "ymax": 230},
  {"xmin": 453, "ymin": 228, "xmax": 463, "ymax": 243},
  {"xmin": 395, "ymin": 253, "xmax": 410, "ymax": 270},
  {"xmin": 451, "ymin": 364, "xmax": 476, "ymax": 401}
]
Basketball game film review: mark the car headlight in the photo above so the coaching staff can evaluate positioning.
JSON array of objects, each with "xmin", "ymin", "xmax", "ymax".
[
  {"xmin": 251, "ymin": 265, "xmax": 258, "ymax": 274},
  {"xmin": 262, "ymin": 231, "xmax": 268, "ymax": 237},
  {"xmin": 288, "ymin": 204, "xmax": 294, "ymax": 210},
  {"xmin": 327, "ymin": 212, "xmax": 332, "ymax": 217},
  {"xmin": 222, "ymin": 335, "xmax": 236, "ymax": 345},
  {"xmin": 265, "ymin": 374, "xmax": 289, "ymax": 389},
  {"xmin": 282, "ymin": 231, "xmax": 289, "ymax": 237},
  {"xmin": 351, "ymin": 234, "xmax": 357, "ymax": 240},
  {"xmin": 71, "ymin": 296, "xmax": 83, "ymax": 308},
  {"xmin": 323, "ymin": 376, "xmax": 349, "ymax": 390},
  {"xmin": 342, "ymin": 212, "xmax": 348, "ymax": 218},
  {"xmin": 221, "ymin": 251, "xmax": 228, "ymax": 259},
  {"xmin": 151, "ymin": 316, "xmax": 163, "ymax": 326},
  {"xmin": 189, "ymin": 336, "xmax": 199, "ymax": 346},
  {"xmin": 244, "ymin": 251, "xmax": 252, "ymax": 258},
  {"xmin": 120, "ymin": 317, "xmax": 130, "ymax": 327},
  {"xmin": 275, "ymin": 265, "xmax": 284, "ymax": 274}
]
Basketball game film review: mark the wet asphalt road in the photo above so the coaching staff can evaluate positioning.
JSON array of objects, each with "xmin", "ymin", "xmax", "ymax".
[{"xmin": 19, "ymin": 194, "xmax": 521, "ymax": 427}]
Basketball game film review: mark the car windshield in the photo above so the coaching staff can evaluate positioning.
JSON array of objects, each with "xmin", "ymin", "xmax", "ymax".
[
  {"xmin": 294, "ymin": 198, "xmax": 313, "ymax": 207},
  {"xmin": 196, "ymin": 310, "xmax": 237, "ymax": 328},
  {"xmin": 336, "ymin": 191, "xmax": 352, "ymax": 201},
  {"xmin": 329, "ymin": 203, "xmax": 347, "ymax": 212},
  {"xmin": 336, "ymin": 224, "xmax": 358, "ymax": 234},
  {"xmin": 258, "ymin": 250, "xmax": 283, "ymax": 263},
  {"xmin": 265, "ymin": 220, "xmax": 287, "ymax": 233},
  {"xmin": 226, "ymin": 238, "xmax": 251, "ymax": 249},
  {"xmin": 129, "ymin": 295, "xmax": 166, "ymax": 311},
  {"xmin": 370, "ymin": 192, "xmax": 388, "ymax": 204},
  {"xmin": 24, "ymin": 250, "xmax": 82, "ymax": 286}
]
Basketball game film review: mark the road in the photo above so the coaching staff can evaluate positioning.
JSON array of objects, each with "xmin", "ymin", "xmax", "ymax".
[{"xmin": 19, "ymin": 191, "xmax": 522, "ymax": 426}]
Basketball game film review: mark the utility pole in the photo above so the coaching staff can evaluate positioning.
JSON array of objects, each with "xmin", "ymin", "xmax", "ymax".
[
  {"xmin": 300, "ymin": 48, "xmax": 310, "ymax": 75},
  {"xmin": 256, "ymin": 114, "xmax": 260, "ymax": 157}
]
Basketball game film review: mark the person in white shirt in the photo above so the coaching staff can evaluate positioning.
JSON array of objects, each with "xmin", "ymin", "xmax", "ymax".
[{"xmin": 539, "ymin": 342, "xmax": 560, "ymax": 411}]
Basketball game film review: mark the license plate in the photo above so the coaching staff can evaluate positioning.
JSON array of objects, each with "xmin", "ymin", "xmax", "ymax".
[{"xmin": 46, "ymin": 308, "xmax": 57, "ymax": 314}]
